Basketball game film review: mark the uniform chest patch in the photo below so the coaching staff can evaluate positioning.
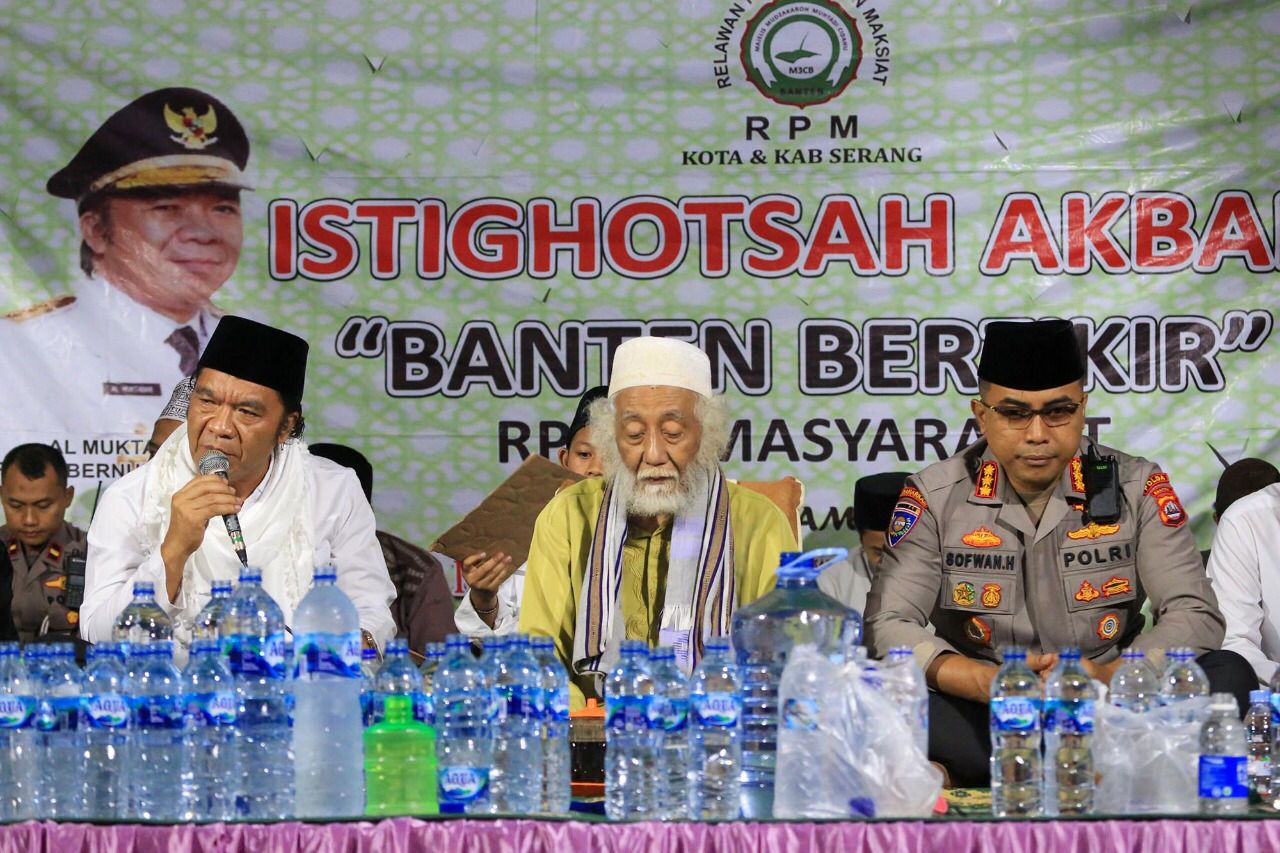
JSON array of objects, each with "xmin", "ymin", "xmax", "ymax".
[
  {"xmin": 887, "ymin": 486, "xmax": 927, "ymax": 549},
  {"xmin": 961, "ymin": 526, "xmax": 1002, "ymax": 547},
  {"xmin": 1066, "ymin": 522, "xmax": 1121, "ymax": 540},
  {"xmin": 1074, "ymin": 580, "xmax": 1101, "ymax": 602},
  {"xmin": 953, "ymin": 581, "xmax": 976, "ymax": 607},
  {"xmin": 981, "ymin": 582, "xmax": 1002, "ymax": 608},
  {"xmin": 1102, "ymin": 576, "xmax": 1132, "ymax": 598},
  {"xmin": 1069, "ymin": 457, "xmax": 1085, "ymax": 494},
  {"xmin": 1096, "ymin": 612, "xmax": 1120, "ymax": 640},
  {"xmin": 965, "ymin": 616, "xmax": 992, "ymax": 645}
]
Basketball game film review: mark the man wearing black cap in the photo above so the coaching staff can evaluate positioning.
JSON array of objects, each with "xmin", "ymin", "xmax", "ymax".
[
  {"xmin": 455, "ymin": 386, "xmax": 608, "ymax": 636},
  {"xmin": 817, "ymin": 472, "xmax": 910, "ymax": 613},
  {"xmin": 865, "ymin": 318, "xmax": 1252, "ymax": 786},
  {"xmin": 1, "ymin": 87, "xmax": 248, "ymax": 441},
  {"xmin": 79, "ymin": 317, "xmax": 396, "ymax": 661}
]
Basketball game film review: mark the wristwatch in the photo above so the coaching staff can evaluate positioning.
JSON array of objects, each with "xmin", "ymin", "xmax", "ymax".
[{"xmin": 361, "ymin": 629, "xmax": 381, "ymax": 658}]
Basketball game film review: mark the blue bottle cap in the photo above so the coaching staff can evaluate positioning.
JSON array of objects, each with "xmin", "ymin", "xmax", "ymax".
[
  {"xmin": 1000, "ymin": 645, "xmax": 1027, "ymax": 662},
  {"xmin": 445, "ymin": 633, "xmax": 470, "ymax": 649},
  {"xmin": 211, "ymin": 580, "xmax": 233, "ymax": 595},
  {"xmin": 650, "ymin": 645, "xmax": 676, "ymax": 661},
  {"xmin": 619, "ymin": 639, "xmax": 649, "ymax": 655},
  {"xmin": 529, "ymin": 636, "xmax": 554, "ymax": 651},
  {"xmin": 704, "ymin": 637, "xmax": 731, "ymax": 654},
  {"xmin": 133, "ymin": 580, "xmax": 155, "ymax": 595},
  {"xmin": 386, "ymin": 638, "xmax": 409, "ymax": 656},
  {"xmin": 1121, "ymin": 648, "xmax": 1144, "ymax": 661},
  {"xmin": 239, "ymin": 566, "xmax": 263, "ymax": 583},
  {"xmin": 313, "ymin": 566, "xmax": 338, "ymax": 584},
  {"xmin": 1058, "ymin": 647, "xmax": 1082, "ymax": 661}
]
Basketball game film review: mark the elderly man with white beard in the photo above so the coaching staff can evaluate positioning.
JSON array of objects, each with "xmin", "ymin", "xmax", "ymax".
[{"xmin": 519, "ymin": 336, "xmax": 798, "ymax": 707}]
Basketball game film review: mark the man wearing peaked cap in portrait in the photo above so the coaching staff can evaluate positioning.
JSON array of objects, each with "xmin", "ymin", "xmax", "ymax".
[
  {"xmin": 0, "ymin": 87, "xmax": 249, "ymax": 442},
  {"xmin": 863, "ymin": 318, "xmax": 1255, "ymax": 787},
  {"xmin": 79, "ymin": 316, "xmax": 396, "ymax": 663},
  {"xmin": 519, "ymin": 337, "xmax": 797, "ymax": 707}
]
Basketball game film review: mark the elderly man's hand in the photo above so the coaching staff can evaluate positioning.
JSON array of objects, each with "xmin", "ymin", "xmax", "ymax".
[
  {"xmin": 462, "ymin": 551, "xmax": 517, "ymax": 627},
  {"xmin": 160, "ymin": 474, "xmax": 242, "ymax": 597}
]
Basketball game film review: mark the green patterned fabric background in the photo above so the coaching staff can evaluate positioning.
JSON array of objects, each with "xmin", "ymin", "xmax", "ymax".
[{"xmin": 1, "ymin": 0, "xmax": 1277, "ymax": 559}]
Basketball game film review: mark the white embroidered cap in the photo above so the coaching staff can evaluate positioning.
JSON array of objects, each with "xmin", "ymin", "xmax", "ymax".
[{"xmin": 608, "ymin": 336, "xmax": 713, "ymax": 398}]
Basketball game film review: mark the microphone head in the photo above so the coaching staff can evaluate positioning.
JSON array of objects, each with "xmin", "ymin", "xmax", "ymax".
[{"xmin": 198, "ymin": 450, "xmax": 230, "ymax": 477}]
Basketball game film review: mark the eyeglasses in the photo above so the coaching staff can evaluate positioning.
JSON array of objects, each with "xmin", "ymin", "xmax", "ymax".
[{"xmin": 974, "ymin": 399, "xmax": 1082, "ymax": 429}]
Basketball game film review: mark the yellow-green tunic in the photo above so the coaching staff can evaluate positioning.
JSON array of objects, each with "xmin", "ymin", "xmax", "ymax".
[{"xmin": 518, "ymin": 478, "xmax": 798, "ymax": 707}]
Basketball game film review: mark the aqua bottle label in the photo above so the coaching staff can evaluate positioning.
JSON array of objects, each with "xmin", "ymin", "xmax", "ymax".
[
  {"xmin": 648, "ymin": 695, "xmax": 689, "ymax": 732},
  {"xmin": 83, "ymin": 693, "xmax": 130, "ymax": 729},
  {"xmin": 692, "ymin": 691, "xmax": 741, "ymax": 727},
  {"xmin": 439, "ymin": 766, "xmax": 489, "ymax": 804},
  {"xmin": 606, "ymin": 695, "xmax": 652, "ymax": 732},
  {"xmin": 990, "ymin": 696, "xmax": 1042, "ymax": 732},
  {"xmin": 186, "ymin": 690, "xmax": 238, "ymax": 725},
  {"xmin": 0, "ymin": 694, "xmax": 35, "ymax": 728},
  {"xmin": 547, "ymin": 685, "xmax": 571, "ymax": 722},
  {"xmin": 36, "ymin": 696, "xmax": 80, "ymax": 732},
  {"xmin": 781, "ymin": 696, "xmax": 819, "ymax": 731},
  {"xmin": 227, "ymin": 632, "xmax": 289, "ymax": 679},
  {"xmin": 295, "ymin": 630, "xmax": 361, "ymax": 679},
  {"xmin": 136, "ymin": 694, "xmax": 185, "ymax": 729},
  {"xmin": 1043, "ymin": 698, "xmax": 1094, "ymax": 735},
  {"xmin": 1198, "ymin": 755, "xmax": 1248, "ymax": 799}
]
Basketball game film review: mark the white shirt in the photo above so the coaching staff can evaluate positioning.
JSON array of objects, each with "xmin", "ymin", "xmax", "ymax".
[
  {"xmin": 817, "ymin": 548, "xmax": 873, "ymax": 614},
  {"xmin": 80, "ymin": 451, "xmax": 397, "ymax": 653},
  {"xmin": 0, "ymin": 278, "xmax": 221, "ymax": 504},
  {"xmin": 453, "ymin": 563, "xmax": 525, "ymax": 637},
  {"xmin": 1206, "ymin": 482, "xmax": 1280, "ymax": 686}
]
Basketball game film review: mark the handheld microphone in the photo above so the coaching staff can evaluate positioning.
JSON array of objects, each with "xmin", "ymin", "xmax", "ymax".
[{"xmin": 198, "ymin": 450, "xmax": 249, "ymax": 567}]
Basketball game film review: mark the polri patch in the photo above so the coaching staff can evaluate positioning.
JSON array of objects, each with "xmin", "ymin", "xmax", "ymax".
[
  {"xmin": 953, "ymin": 581, "xmax": 976, "ymax": 607},
  {"xmin": 1144, "ymin": 472, "xmax": 1187, "ymax": 528},
  {"xmin": 1074, "ymin": 580, "xmax": 1101, "ymax": 603},
  {"xmin": 981, "ymin": 582, "xmax": 1002, "ymax": 608},
  {"xmin": 1096, "ymin": 612, "xmax": 1120, "ymax": 640},
  {"xmin": 974, "ymin": 460, "xmax": 999, "ymax": 499},
  {"xmin": 887, "ymin": 486, "xmax": 927, "ymax": 549},
  {"xmin": 961, "ymin": 526, "xmax": 1002, "ymax": 548}
]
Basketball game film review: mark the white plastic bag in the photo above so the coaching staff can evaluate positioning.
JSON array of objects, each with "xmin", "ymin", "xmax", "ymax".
[
  {"xmin": 1094, "ymin": 698, "xmax": 1210, "ymax": 814},
  {"xmin": 774, "ymin": 645, "xmax": 942, "ymax": 818}
]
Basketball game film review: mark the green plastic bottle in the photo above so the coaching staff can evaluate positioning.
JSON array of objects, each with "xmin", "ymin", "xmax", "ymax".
[{"xmin": 364, "ymin": 693, "xmax": 439, "ymax": 816}]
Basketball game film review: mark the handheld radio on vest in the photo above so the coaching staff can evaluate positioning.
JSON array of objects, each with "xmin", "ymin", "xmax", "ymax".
[{"xmin": 1084, "ymin": 444, "xmax": 1122, "ymax": 525}]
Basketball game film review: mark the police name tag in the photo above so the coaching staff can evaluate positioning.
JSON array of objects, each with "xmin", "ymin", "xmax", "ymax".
[{"xmin": 103, "ymin": 382, "xmax": 162, "ymax": 396}]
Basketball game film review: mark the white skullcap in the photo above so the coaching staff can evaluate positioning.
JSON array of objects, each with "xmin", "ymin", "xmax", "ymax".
[{"xmin": 608, "ymin": 336, "xmax": 713, "ymax": 399}]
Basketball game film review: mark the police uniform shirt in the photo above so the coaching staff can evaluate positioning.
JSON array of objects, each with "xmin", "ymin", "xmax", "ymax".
[
  {"xmin": 0, "ymin": 277, "xmax": 220, "ymax": 441},
  {"xmin": 1, "ymin": 521, "xmax": 87, "ymax": 642},
  {"xmin": 864, "ymin": 437, "xmax": 1225, "ymax": 668}
]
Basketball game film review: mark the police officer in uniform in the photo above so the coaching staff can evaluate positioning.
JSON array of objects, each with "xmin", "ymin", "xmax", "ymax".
[
  {"xmin": 864, "ymin": 319, "xmax": 1255, "ymax": 786},
  {"xmin": 0, "ymin": 87, "xmax": 249, "ymax": 446},
  {"xmin": 0, "ymin": 444, "xmax": 87, "ymax": 644},
  {"xmin": 817, "ymin": 472, "xmax": 910, "ymax": 613}
]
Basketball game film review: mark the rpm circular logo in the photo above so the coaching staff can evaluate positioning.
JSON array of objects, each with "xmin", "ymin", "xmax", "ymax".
[{"xmin": 740, "ymin": 0, "xmax": 862, "ymax": 108}]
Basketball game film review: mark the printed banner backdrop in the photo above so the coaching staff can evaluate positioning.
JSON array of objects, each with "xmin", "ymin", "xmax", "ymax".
[{"xmin": 1, "ymin": 0, "xmax": 1277, "ymax": 560}]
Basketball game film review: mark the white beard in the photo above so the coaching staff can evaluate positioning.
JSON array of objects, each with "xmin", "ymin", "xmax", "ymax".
[{"xmin": 613, "ymin": 463, "xmax": 702, "ymax": 517}]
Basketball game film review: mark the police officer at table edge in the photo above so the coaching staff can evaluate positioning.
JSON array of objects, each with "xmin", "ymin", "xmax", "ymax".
[{"xmin": 864, "ymin": 318, "xmax": 1256, "ymax": 788}]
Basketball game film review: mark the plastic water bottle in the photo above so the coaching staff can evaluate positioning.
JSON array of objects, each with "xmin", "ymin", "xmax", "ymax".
[
  {"xmin": 989, "ymin": 646, "xmax": 1042, "ymax": 817},
  {"xmin": 38, "ymin": 642, "xmax": 86, "ymax": 819},
  {"xmin": 221, "ymin": 565, "xmax": 294, "ymax": 819},
  {"xmin": 193, "ymin": 580, "xmax": 234, "ymax": 641},
  {"xmin": 605, "ymin": 639, "xmax": 658, "ymax": 820},
  {"xmin": 81, "ymin": 642, "xmax": 131, "ymax": 819},
  {"xmin": 1245, "ymin": 689, "xmax": 1272, "ymax": 801},
  {"xmin": 730, "ymin": 548, "xmax": 855, "ymax": 818},
  {"xmin": 365, "ymin": 693, "xmax": 438, "ymax": 816},
  {"xmin": 646, "ymin": 646, "xmax": 689, "ymax": 819},
  {"xmin": 112, "ymin": 580, "xmax": 173, "ymax": 644},
  {"xmin": 1199, "ymin": 692, "xmax": 1249, "ymax": 814},
  {"xmin": 0, "ymin": 642, "xmax": 39, "ymax": 820},
  {"xmin": 687, "ymin": 637, "xmax": 742, "ymax": 820},
  {"xmin": 1159, "ymin": 647, "xmax": 1210, "ymax": 722},
  {"xmin": 377, "ymin": 638, "xmax": 427, "ymax": 725},
  {"xmin": 128, "ymin": 641, "xmax": 185, "ymax": 820},
  {"xmin": 293, "ymin": 568, "xmax": 365, "ymax": 818},
  {"xmin": 880, "ymin": 646, "xmax": 928, "ymax": 758},
  {"xmin": 1042, "ymin": 648, "xmax": 1096, "ymax": 816},
  {"xmin": 434, "ymin": 633, "xmax": 494, "ymax": 813},
  {"xmin": 421, "ymin": 642, "xmax": 445, "ymax": 725},
  {"xmin": 530, "ymin": 635, "xmax": 571, "ymax": 814},
  {"xmin": 181, "ymin": 638, "xmax": 240, "ymax": 821},
  {"xmin": 360, "ymin": 647, "xmax": 381, "ymax": 726},
  {"xmin": 1108, "ymin": 649, "xmax": 1159, "ymax": 712},
  {"xmin": 492, "ymin": 634, "xmax": 544, "ymax": 814}
]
